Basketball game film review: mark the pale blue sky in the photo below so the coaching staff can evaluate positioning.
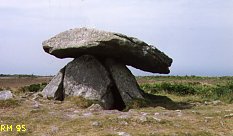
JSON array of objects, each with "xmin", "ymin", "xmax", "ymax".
[{"xmin": 0, "ymin": 0, "xmax": 233, "ymax": 76}]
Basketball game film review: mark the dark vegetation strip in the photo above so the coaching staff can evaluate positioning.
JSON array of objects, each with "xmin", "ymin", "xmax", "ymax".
[{"xmin": 140, "ymin": 81, "xmax": 233, "ymax": 103}]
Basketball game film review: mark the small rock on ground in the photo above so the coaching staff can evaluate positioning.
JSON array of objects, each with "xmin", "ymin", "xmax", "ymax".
[
  {"xmin": 0, "ymin": 90, "xmax": 13, "ymax": 100},
  {"xmin": 224, "ymin": 113, "xmax": 233, "ymax": 118},
  {"xmin": 51, "ymin": 126, "xmax": 59, "ymax": 133},
  {"xmin": 88, "ymin": 104, "xmax": 103, "ymax": 112},
  {"xmin": 82, "ymin": 112, "xmax": 93, "ymax": 117},
  {"xmin": 212, "ymin": 100, "xmax": 223, "ymax": 105},
  {"xmin": 91, "ymin": 121, "xmax": 102, "ymax": 127},
  {"xmin": 139, "ymin": 116, "xmax": 147, "ymax": 123},
  {"xmin": 117, "ymin": 132, "xmax": 131, "ymax": 136}
]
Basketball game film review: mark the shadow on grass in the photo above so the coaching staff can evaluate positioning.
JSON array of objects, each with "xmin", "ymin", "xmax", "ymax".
[
  {"xmin": 143, "ymin": 93, "xmax": 193, "ymax": 110},
  {"xmin": 125, "ymin": 91, "xmax": 194, "ymax": 111}
]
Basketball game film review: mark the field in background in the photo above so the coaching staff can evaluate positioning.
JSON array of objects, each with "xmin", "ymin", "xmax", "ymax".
[
  {"xmin": 0, "ymin": 75, "xmax": 51, "ymax": 90},
  {"xmin": 0, "ymin": 75, "xmax": 233, "ymax": 135}
]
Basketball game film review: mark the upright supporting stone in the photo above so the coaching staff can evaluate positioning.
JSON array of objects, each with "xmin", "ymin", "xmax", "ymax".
[
  {"xmin": 63, "ymin": 55, "xmax": 114, "ymax": 109},
  {"xmin": 42, "ymin": 67, "xmax": 65, "ymax": 100},
  {"xmin": 105, "ymin": 58, "xmax": 144, "ymax": 105}
]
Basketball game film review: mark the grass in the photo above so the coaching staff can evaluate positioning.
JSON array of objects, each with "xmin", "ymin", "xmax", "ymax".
[
  {"xmin": 0, "ymin": 96, "xmax": 232, "ymax": 135},
  {"xmin": 0, "ymin": 99, "xmax": 20, "ymax": 108},
  {"xmin": 140, "ymin": 79, "xmax": 233, "ymax": 104},
  {"xmin": 0, "ymin": 76, "xmax": 233, "ymax": 135},
  {"xmin": 0, "ymin": 87, "xmax": 11, "ymax": 91},
  {"xmin": 65, "ymin": 96, "xmax": 100, "ymax": 108}
]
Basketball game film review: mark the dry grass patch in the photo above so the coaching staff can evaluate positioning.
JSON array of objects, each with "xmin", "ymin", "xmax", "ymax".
[
  {"xmin": 65, "ymin": 96, "xmax": 100, "ymax": 109},
  {"xmin": 0, "ymin": 99, "xmax": 20, "ymax": 108}
]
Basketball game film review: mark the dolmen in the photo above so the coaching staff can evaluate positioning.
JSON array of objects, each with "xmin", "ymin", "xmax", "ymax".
[{"xmin": 42, "ymin": 27, "xmax": 172, "ymax": 110}]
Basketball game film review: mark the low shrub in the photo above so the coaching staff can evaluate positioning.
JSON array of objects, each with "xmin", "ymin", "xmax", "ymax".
[
  {"xmin": 210, "ymin": 82, "xmax": 233, "ymax": 103},
  {"xmin": 18, "ymin": 83, "xmax": 47, "ymax": 93},
  {"xmin": 140, "ymin": 82, "xmax": 196, "ymax": 96}
]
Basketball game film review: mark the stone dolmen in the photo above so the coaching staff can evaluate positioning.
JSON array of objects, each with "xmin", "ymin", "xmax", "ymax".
[{"xmin": 42, "ymin": 27, "xmax": 172, "ymax": 110}]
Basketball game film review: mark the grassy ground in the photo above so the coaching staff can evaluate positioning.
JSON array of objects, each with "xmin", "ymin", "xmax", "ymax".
[
  {"xmin": 0, "ymin": 76, "xmax": 233, "ymax": 136},
  {"xmin": 138, "ymin": 76, "xmax": 233, "ymax": 103}
]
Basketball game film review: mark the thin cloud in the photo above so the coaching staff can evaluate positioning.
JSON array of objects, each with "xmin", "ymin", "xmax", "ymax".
[{"xmin": 0, "ymin": 0, "xmax": 232, "ymax": 76}]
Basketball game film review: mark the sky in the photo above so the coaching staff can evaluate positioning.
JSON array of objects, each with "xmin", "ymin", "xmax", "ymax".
[{"xmin": 0, "ymin": 0, "xmax": 233, "ymax": 76}]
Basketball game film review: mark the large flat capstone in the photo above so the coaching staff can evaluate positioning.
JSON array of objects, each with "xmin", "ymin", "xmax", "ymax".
[{"xmin": 43, "ymin": 27, "xmax": 172, "ymax": 74}]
